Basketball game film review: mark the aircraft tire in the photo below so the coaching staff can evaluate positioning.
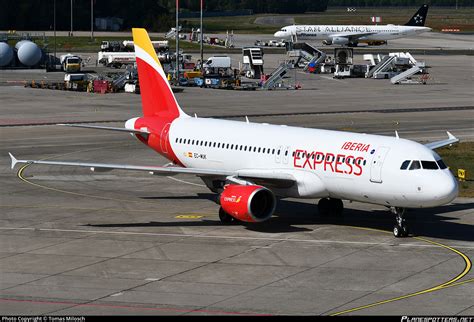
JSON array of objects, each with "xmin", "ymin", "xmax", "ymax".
[
  {"xmin": 393, "ymin": 224, "xmax": 408, "ymax": 238},
  {"xmin": 332, "ymin": 199, "xmax": 344, "ymax": 216},
  {"xmin": 318, "ymin": 198, "xmax": 331, "ymax": 216},
  {"xmin": 219, "ymin": 207, "xmax": 234, "ymax": 224}
]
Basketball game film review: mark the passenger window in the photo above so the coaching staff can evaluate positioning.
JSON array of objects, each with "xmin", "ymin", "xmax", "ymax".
[
  {"xmin": 285, "ymin": 150, "xmax": 288, "ymax": 156},
  {"xmin": 263, "ymin": 148, "xmax": 266, "ymax": 153},
  {"xmin": 409, "ymin": 160, "xmax": 421, "ymax": 170},
  {"xmin": 258, "ymin": 148, "xmax": 261, "ymax": 153},
  {"xmin": 400, "ymin": 160, "xmax": 410, "ymax": 170},
  {"xmin": 272, "ymin": 149, "xmax": 275, "ymax": 154},
  {"xmin": 213, "ymin": 142, "xmax": 216, "ymax": 147},
  {"xmin": 421, "ymin": 161, "xmax": 439, "ymax": 170},
  {"xmin": 437, "ymin": 159, "xmax": 447, "ymax": 169},
  {"xmin": 253, "ymin": 147, "xmax": 257, "ymax": 152},
  {"xmin": 175, "ymin": 138, "xmax": 178, "ymax": 143}
]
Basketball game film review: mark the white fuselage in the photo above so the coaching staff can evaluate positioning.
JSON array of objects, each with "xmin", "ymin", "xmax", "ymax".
[
  {"xmin": 274, "ymin": 24, "xmax": 431, "ymax": 42},
  {"xmin": 158, "ymin": 117, "xmax": 457, "ymax": 208}
]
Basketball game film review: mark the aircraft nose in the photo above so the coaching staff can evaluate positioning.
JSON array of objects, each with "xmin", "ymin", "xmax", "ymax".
[
  {"xmin": 274, "ymin": 31, "xmax": 282, "ymax": 38},
  {"xmin": 436, "ymin": 173, "xmax": 458, "ymax": 204}
]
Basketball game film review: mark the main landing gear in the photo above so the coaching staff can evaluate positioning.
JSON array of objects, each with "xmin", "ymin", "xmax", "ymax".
[
  {"xmin": 318, "ymin": 198, "xmax": 344, "ymax": 217},
  {"xmin": 219, "ymin": 207, "xmax": 236, "ymax": 224},
  {"xmin": 392, "ymin": 207, "xmax": 409, "ymax": 238}
]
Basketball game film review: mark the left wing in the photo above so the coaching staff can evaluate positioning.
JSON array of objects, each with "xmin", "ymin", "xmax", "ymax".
[
  {"xmin": 8, "ymin": 153, "xmax": 296, "ymax": 186},
  {"xmin": 331, "ymin": 32, "xmax": 377, "ymax": 41},
  {"xmin": 425, "ymin": 131, "xmax": 459, "ymax": 150}
]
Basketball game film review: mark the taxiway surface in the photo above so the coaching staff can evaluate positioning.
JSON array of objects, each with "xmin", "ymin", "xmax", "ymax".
[{"xmin": 0, "ymin": 52, "xmax": 473, "ymax": 315}]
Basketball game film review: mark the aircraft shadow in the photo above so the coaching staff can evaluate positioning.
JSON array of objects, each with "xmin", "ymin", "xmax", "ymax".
[
  {"xmin": 141, "ymin": 193, "xmax": 216, "ymax": 201},
  {"xmin": 85, "ymin": 196, "xmax": 474, "ymax": 242}
]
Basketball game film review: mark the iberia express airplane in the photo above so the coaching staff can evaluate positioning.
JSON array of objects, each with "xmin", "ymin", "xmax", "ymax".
[{"xmin": 9, "ymin": 28, "xmax": 459, "ymax": 237}]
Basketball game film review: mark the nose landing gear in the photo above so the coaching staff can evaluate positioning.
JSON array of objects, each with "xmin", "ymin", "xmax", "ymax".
[{"xmin": 391, "ymin": 207, "xmax": 409, "ymax": 237}]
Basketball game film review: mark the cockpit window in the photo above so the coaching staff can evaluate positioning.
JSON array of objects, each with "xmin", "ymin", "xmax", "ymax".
[
  {"xmin": 400, "ymin": 160, "xmax": 410, "ymax": 170},
  {"xmin": 421, "ymin": 161, "xmax": 439, "ymax": 170},
  {"xmin": 437, "ymin": 159, "xmax": 447, "ymax": 169},
  {"xmin": 409, "ymin": 160, "xmax": 421, "ymax": 170}
]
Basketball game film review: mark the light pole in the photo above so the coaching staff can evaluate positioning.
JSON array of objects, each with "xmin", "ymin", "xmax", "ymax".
[
  {"xmin": 91, "ymin": 0, "xmax": 94, "ymax": 40},
  {"xmin": 70, "ymin": 0, "xmax": 74, "ymax": 36},
  {"xmin": 175, "ymin": 0, "xmax": 179, "ymax": 83},
  {"xmin": 53, "ymin": 0, "xmax": 56, "ymax": 59},
  {"xmin": 200, "ymin": 0, "xmax": 203, "ymax": 70}
]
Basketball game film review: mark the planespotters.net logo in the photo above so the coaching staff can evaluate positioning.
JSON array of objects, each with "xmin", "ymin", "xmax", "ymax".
[{"xmin": 402, "ymin": 317, "xmax": 474, "ymax": 322}]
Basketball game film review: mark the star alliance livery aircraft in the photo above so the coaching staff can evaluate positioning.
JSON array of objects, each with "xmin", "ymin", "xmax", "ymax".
[
  {"xmin": 274, "ymin": 4, "xmax": 430, "ymax": 46},
  {"xmin": 9, "ymin": 28, "xmax": 458, "ymax": 238}
]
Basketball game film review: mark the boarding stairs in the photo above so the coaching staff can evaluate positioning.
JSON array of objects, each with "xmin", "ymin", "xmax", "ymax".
[
  {"xmin": 165, "ymin": 26, "xmax": 181, "ymax": 39},
  {"xmin": 390, "ymin": 63, "xmax": 424, "ymax": 84},
  {"xmin": 261, "ymin": 62, "xmax": 292, "ymax": 90},
  {"xmin": 287, "ymin": 43, "xmax": 326, "ymax": 72},
  {"xmin": 111, "ymin": 66, "xmax": 137, "ymax": 90},
  {"xmin": 367, "ymin": 55, "xmax": 397, "ymax": 78}
]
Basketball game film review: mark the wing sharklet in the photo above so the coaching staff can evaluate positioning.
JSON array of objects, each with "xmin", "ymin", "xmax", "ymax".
[{"xmin": 425, "ymin": 131, "xmax": 459, "ymax": 150}]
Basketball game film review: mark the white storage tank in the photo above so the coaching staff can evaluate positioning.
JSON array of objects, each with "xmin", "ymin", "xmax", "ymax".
[
  {"xmin": 16, "ymin": 41, "xmax": 42, "ymax": 66},
  {"xmin": 0, "ymin": 42, "xmax": 14, "ymax": 67}
]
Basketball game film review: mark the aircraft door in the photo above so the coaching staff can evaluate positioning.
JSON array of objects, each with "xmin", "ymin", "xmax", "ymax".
[
  {"xmin": 370, "ymin": 146, "xmax": 390, "ymax": 183},
  {"xmin": 275, "ymin": 145, "xmax": 282, "ymax": 163},
  {"xmin": 282, "ymin": 146, "xmax": 290, "ymax": 164},
  {"xmin": 160, "ymin": 123, "xmax": 171, "ymax": 154}
]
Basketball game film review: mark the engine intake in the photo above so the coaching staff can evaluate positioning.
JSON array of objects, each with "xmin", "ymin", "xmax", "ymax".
[{"xmin": 220, "ymin": 185, "xmax": 276, "ymax": 223}]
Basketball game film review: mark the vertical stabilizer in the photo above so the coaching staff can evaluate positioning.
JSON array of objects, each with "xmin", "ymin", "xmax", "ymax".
[
  {"xmin": 405, "ymin": 4, "xmax": 429, "ymax": 26},
  {"xmin": 132, "ymin": 28, "xmax": 187, "ymax": 119}
]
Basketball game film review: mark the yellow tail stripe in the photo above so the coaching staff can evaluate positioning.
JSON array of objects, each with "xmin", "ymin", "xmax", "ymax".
[{"xmin": 132, "ymin": 28, "xmax": 160, "ymax": 66}]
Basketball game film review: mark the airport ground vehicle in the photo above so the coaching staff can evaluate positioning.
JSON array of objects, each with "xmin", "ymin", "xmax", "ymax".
[
  {"xmin": 9, "ymin": 28, "xmax": 459, "ymax": 238},
  {"xmin": 60, "ymin": 54, "xmax": 82, "ymax": 72},
  {"xmin": 202, "ymin": 56, "xmax": 231, "ymax": 69}
]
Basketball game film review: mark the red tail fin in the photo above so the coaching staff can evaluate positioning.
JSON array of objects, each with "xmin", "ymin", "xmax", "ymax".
[{"xmin": 132, "ymin": 28, "xmax": 186, "ymax": 119}]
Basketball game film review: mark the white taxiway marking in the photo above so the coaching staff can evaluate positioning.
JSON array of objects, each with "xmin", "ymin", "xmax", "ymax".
[
  {"xmin": 166, "ymin": 176, "xmax": 206, "ymax": 187},
  {"xmin": 1, "ymin": 226, "xmax": 474, "ymax": 250}
]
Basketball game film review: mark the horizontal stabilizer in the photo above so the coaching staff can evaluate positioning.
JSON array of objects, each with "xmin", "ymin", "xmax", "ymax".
[{"xmin": 58, "ymin": 123, "xmax": 149, "ymax": 135}]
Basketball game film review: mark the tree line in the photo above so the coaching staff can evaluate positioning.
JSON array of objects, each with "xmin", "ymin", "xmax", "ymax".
[{"xmin": 0, "ymin": 0, "xmax": 470, "ymax": 32}]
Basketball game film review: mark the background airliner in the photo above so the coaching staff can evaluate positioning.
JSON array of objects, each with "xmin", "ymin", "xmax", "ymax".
[
  {"xmin": 9, "ymin": 27, "xmax": 458, "ymax": 238},
  {"xmin": 274, "ymin": 4, "xmax": 430, "ymax": 46}
]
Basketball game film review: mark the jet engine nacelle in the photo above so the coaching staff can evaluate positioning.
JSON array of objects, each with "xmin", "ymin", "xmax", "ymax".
[
  {"xmin": 220, "ymin": 184, "xmax": 276, "ymax": 223},
  {"xmin": 331, "ymin": 37, "xmax": 350, "ymax": 45}
]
